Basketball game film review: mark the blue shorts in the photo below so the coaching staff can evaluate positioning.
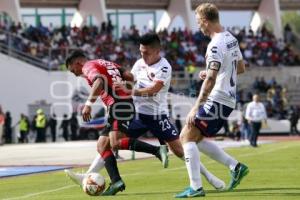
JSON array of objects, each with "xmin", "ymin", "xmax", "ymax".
[
  {"xmin": 127, "ymin": 113, "xmax": 179, "ymax": 142},
  {"xmin": 194, "ymin": 101, "xmax": 233, "ymax": 137}
]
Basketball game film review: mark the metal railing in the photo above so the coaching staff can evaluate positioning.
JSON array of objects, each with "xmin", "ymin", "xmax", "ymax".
[{"xmin": 0, "ymin": 29, "xmax": 79, "ymax": 71}]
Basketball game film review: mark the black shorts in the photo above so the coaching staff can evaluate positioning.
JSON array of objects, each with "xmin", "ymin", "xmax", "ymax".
[{"xmin": 101, "ymin": 99, "xmax": 135, "ymax": 136}]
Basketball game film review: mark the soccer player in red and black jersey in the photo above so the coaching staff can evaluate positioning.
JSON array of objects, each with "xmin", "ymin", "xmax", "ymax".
[{"xmin": 64, "ymin": 50, "xmax": 167, "ymax": 195}]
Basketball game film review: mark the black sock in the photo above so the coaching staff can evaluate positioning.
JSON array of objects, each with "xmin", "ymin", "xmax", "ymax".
[
  {"xmin": 128, "ymin": 138, "xmax": 160, "ymax": 156},
  {"xmin": 103, "ymin": 151, "xmax": 122, "ymax": 183}
]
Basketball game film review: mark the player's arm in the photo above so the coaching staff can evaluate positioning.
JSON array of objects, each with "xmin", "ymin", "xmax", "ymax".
[
  {"xmin": 118, "ymin": 67, "xmax": 134, "ymax": 82},
  {"xmin": 186, "ymin": 63, "xmax": 219, "ymax": 128},
  {"xmin": 133, "ymin": 81, "xmax": 164, "ymax": 96},
  {"xmin": 82, "ymin": 77, "xmax": 104, "ymax": 122},
  {"xmin": 237, "ymin": 59, "xmax": 245, "ymax": 75},
  {"xmin": 132, "ymin": 64, "xmax": 169, "ymax": 96},
  {"xmin": 117, "ymin": 67, "xmax": 136, "ymax": 90},
  {"xmin": 195, "ymin": 68, "xmax": 218, "ymax": 108}
]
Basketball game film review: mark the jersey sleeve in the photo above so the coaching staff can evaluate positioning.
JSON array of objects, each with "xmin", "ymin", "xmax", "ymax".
[
  {"xmin": 154, "ymin": 65, "xmax": 171, "ymax": 85},
  {"xmin": 82, "ymin": 62, "xmax": 103, "ymax": 83},
  {"xmin": 206, "ymin": 43, "xmax": 224, "ymax": 71}
]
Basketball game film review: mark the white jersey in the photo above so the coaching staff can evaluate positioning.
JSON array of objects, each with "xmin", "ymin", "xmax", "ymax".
[
  {"xmin": 205, "ymin": 31, "xmax": 243, "ymax": 108},
  {"xmin": 131, "ymin": 57, "xmax": 171, "ymax": 115}
]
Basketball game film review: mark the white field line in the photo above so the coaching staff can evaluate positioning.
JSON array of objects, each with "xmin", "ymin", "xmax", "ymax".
[
  {"xmin": 1, "ymin": 185, "xmax": 76, "ymax": 200},
  {"xmin": 1, "ymin": 172, "xmax": 142, "ymax": 200},
  {"xmin": 2, "ymin": 142, "xmax": 298, "ymax": 200}
]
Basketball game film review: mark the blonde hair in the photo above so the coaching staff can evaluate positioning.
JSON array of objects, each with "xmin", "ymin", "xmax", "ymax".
[{"xmin": 195, "ymin": 3, "xmax": 219, "ymax": 23}]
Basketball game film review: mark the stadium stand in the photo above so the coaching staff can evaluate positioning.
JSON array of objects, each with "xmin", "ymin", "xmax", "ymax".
[{"xmin": 0, "ymin": 22, "xmax": 299, "ymax": 71}]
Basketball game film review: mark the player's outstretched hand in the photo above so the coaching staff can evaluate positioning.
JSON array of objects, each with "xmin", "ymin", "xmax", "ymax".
[
  {"xmin": 199, "ymin": 70, "xmax": 207, "ymax": 80},
  {"xmin": 82, "ymin": 105, "xmax": 92, "ymax": 122}
]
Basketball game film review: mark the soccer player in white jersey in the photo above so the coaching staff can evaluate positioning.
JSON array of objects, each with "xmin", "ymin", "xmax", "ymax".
[{"xmin": 175, "ymin": 3, "xmax": 249, "ymax": 198}]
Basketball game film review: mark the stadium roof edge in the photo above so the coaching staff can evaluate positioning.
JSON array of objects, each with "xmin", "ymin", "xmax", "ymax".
[{"xmin": 19, "ymin": 0, "xmax": 300, "ymax": 10}]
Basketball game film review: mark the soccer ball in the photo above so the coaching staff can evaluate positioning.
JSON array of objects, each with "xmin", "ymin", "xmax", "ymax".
[{"xmin": 82, "ymin": 173, "xmax": 106, "ymax": 196}]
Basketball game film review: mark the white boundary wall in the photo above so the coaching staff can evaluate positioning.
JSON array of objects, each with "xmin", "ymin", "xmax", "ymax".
[{"xmin": 0, "ymin": 53, "xmax": 91, "ymax": 124}]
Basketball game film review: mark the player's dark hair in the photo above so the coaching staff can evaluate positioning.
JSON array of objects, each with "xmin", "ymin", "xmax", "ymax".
[
  {"xmin": 138, "ymin": 33, "xmax": 161, "ymax": 49},
  {"xmin": 65, "ymin": 50, "xmax": 87, "ymax": 68}
]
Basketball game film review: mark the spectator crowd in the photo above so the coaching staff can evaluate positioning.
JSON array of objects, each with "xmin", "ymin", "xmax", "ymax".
[{"xmin": 0, "ymin": 19, "xmax": 300, "ymax": 71}]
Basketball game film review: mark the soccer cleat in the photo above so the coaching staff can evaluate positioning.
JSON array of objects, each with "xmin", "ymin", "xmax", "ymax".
[
  {"xmin": 159, "ymin": 145, "xmax": 169, "ymax": 168},
  {"xmin": 175, "ymin": 187, "xmax": 205, "ymax": 198},
  {"xmin": 101, "ymin": 179, "xmax": 126, "ymax": 196},
  {"xmin": 64, "ymin": 169, "xmax": 85, "ymax": 186},
  {"xmin": 205, "ymin": 174, "xmax": 226, "ymax": 191},
  {"xmin": 227, "ymin": 163, "xmax": 249, "ymax": 191}
]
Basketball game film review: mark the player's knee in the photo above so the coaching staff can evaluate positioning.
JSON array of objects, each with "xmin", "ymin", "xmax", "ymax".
[
  {"xmin": 97, "ymin": 136, "xmax": 110, "ymax": 154},
  {"xmin": 97, "ymin": 143, "xmax": 106, "ymax": 154},
  {"xmin": 173, "ymin": 146, "xmax": 184, "ymax": 157},
  {"xmin": 179, "ymin": 131, "xmax": 187, "ymax": 143},
  {"xmin": 110, "ymin": 140, "xmax": 119, "ymax": 151},
  {"xmin": 168, "ymin": 140, "xmax": 184, "ymax": 157},
  {"xmin": 179, "ymin": 134, "xmax": 185, "ymax": 144}
]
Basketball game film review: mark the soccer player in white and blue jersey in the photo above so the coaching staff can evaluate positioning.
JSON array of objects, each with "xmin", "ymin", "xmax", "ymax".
[
  {"xmin": 116, "ymin": 33, "xmax": 226, "ymax": 190},
  {"xmin": 176, "ymin": 3, "xmax": 249, "ymax": 198}
]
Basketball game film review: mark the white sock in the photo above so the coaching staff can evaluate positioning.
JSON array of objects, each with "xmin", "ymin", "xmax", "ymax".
[
  {"xmin": 183, "ymin": 142, "xmax": 202, "ymax": 190},
  {"xmin": 199, "ymin": 162, "xmax": 213, "ymax": 180},
  {"xmin": 86, "ymin": 154, "xmax": 105, "ymax": 173},
  {"xmin": 181, "ymin": 156, "xmax": 216, "ymax": 180},
  {"xmin": 197, "ymin": 140, "xmax": 238, "ymax": 171}
]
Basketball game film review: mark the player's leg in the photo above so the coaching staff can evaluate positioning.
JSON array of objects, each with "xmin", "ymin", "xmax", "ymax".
[
  {"xmin": 109, "ymin": 126, "xmax": 161, "ymax": 158},
  {"xmin": 86, "ymin": 154, "xmax": 105, "ymax": 173},
  {"xmin": 117, "ymin": 117, "xmax": 168, "ymax": 168},
  {"xmin": 64, "ymin": 135, "xmax": 107, "ymax": 186},
  {"xmin": 166, "ymin": 138, "xmax": 225, "ymax": 190},
  {"xmin": 196, "ymin": 139, "xmax": 239, "ymax": 171},
  {"xmin": 194, "ymin": 102, "xmax": 249, "ymax": 191},
  {"xmin": 196, "ymin": 139, "xmax": 250, "ymax": 190},
  {"xmin": 175, "ymin": 124, "xmax": 205, "ymax": 198},
  {"xmin": 100, "ymin": 131, "xmax": 126, "ymax": 196},
  {"xmin": 107, "ymin": 101, "xmax": 168, "ymax": 167},
  {"xmin": 115, "ymin": 137, "xmax": 168, "ymax": 167},
  {"xmin": 149, "ymin": 113, "xmax": 225, "ymax": 190}
]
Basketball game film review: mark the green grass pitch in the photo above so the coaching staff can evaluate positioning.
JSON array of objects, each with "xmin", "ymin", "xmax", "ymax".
[{"xmin": 0, "ymin": 141, "xmax": 300, "ymax": 200}]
